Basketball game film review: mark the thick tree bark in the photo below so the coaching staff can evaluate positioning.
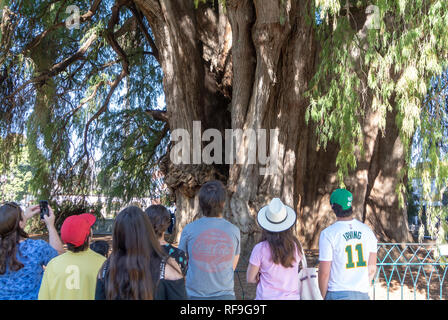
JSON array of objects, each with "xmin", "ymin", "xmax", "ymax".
[
  {"xmin": 135, "ymin": 0, "xmax": 232, "ymax": 242},
  {"xmin": 135, "ymin": 0, "xmax": 412, "ymax": 261}
]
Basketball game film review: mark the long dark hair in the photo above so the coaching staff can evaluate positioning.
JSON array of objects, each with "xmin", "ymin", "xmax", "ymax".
[
  {"xmin": 105, "ymin": 206, "xmax": 166, "ymax": 300},
  {"xmin": 0, "ymin": 203, "xmax": 28, "ymax": 274},
  {"xmin": 261, "ymin": 227, "xmax": 302, "ymax": 268}
]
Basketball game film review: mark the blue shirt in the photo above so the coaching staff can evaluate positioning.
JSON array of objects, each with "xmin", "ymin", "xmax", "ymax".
[
  {"xmin": 0, "ymin": 239, "xmax": 58, "ymax": 300},
  {"xmin": 179, "ymin": 217, "xmax": 240, "ymax": 298}
]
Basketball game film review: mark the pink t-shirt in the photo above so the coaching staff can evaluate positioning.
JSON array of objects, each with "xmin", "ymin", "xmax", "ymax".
[{"xmin": 249, "ymin": 241, "xmax": 301, "ymax": 300}]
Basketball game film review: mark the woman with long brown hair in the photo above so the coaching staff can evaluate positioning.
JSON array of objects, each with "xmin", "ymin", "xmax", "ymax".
[
  {"xmin": 95, "ymin": 206, "xmax": 185, "ymax": 300},
  {"xmin": 246, "ymin": 198, "xmax": 302, "ymax": 300},
  {"xmin": 0, "ymin": 202, "xmax": 64, "ymax": 300}
]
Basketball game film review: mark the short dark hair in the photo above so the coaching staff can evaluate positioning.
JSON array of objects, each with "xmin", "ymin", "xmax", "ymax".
[
  {"xmin": 66, "ymin": 234, "xmax": 90, "ymax": 253},
  {"xmin": 331, "ymin": 203, "xmax": 353, "ymax": 218},
  {"xmin": 90, "ymin": 240, "xmax": 110, "ymax": 257},
  {"xmin": 144, "ymin": 205, "xmax": 171, "ymax": 238},
  {"xmin": 199, "ymin": 180, "xmax": 226, "ymax": 217}
]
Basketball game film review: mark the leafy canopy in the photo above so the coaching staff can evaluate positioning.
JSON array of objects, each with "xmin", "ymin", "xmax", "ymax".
[
  {"xmin": 0, "ymin": 0, "xmax": 168, "ymax": 208},
  {"xmin": 308, "ymin": 0, "xmax": 448, "ymax": 242}
]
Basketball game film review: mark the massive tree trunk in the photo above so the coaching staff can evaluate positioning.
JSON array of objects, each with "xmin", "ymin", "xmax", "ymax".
[{"xmin": 135, "ymin": 0, "xmax": 412, "ymax": 262}]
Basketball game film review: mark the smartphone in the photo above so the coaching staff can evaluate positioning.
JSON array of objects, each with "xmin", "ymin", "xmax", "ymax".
[{"xmin": 39, "ymin": 200, "xmax": 49, "ymax": 220}]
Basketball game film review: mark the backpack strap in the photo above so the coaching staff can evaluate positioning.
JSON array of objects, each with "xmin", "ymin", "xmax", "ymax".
[
  {"xmin": 298, "ymin": 247, "xmax": 307, "ymax": 273},
  {"xmin": 159, "ymin": 258, "xmax": 167, "ymax": 280},
  {"xmin": 101, "ymin": 259, "xmax": 110, "ymax": 279}
]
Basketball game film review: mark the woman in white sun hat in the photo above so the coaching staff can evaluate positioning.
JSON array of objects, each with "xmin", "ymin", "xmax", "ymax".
[{"xmin": 246, "ymin": 198, "xmax": 303, "ymax": 300}]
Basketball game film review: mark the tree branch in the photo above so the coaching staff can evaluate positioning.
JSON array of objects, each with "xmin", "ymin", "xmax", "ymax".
[
  {"xmin": 83, "ymin": 78, "xmax": 122, "ymax": 153},
  {"xmin": 105, "ymin": 0, "xmax": 131, "ymax": 75},
  {"xmin": 7, "ymin": 32, "xmax": 98, "ymax": 99},
  {"xmin": 63, "ymin": 80, "xmax": 105, "ymax": 126},
  {"xmin": 24, "ymin": 0, "xmax": 103, "ymax": 53},
  {"xmin": 114, "ymin": 16, "xmax": 137, "ymax": 38},
  {"xmin": 146, "ymin": 123, "xmax": 169, "ymax": 162},
  {"xmin": 69, "ymin": 69, "xmax": 126, "ymax": 173},
  {"xmin": 145, "ymin": 109, "xmax": 169, "ymax": 122},
  {"xmin": 48, "ymin": 32, "xmax": 98, "ymax": 77},
  {"xmin": 128, "ymin": 3, "xmax": 160, "ymax": 62}
]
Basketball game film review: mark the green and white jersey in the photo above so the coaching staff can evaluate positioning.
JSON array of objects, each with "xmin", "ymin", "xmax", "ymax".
[{"xmin": 319, "ymin": 219, "xmax": 377, "ymax": 293}]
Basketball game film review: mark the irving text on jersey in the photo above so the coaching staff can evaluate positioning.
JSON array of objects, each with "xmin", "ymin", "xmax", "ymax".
[{"xmin": 343, "ymin": 231, "xmax": 362, "ymax": 241}]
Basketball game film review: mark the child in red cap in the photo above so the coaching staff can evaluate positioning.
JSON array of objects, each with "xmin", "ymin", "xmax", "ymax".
[{"xmin": 38, "ymin": 213, "xmax": 106, "ymax": 300}]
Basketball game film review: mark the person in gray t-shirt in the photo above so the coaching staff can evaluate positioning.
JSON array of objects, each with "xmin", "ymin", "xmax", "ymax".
[{"xmin": 179, "ymin": 180, "xmax": 240, "ymax": 300}]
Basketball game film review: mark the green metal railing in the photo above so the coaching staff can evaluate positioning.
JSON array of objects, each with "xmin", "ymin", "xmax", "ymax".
[{"xmin": 373, "ymin": 243, "xmax": 448, "ymax": 300}]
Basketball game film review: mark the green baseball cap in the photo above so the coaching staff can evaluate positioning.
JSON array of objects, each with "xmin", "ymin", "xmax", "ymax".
[{"xmin": 330, "ymin": 189, "xmax": 353, "ymax": 211}]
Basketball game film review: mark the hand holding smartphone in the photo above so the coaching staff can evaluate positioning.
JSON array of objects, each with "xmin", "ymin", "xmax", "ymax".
[{"xmin": 39, "ymin": 200, "xmax": 49, "ymax": 220}]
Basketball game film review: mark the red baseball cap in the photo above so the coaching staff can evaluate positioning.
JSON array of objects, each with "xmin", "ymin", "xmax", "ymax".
[{"xmin": 61, "ymin": 213, "xmax": 96, "ymax": 247}]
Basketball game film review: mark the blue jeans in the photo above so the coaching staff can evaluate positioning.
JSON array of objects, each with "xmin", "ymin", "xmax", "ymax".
[{"xmin": 325, "ymin": 291, "xmax": 370, "ymax": 300}]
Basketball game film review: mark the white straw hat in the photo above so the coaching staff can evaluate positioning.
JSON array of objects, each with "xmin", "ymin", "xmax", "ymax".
[{"xmin": 257, "ymin": 198, "xmax": 297, "ymax": 232}]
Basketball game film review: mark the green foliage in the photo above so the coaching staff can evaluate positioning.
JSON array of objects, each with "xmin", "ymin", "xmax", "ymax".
[
  {"xmin": 0, "ymin": 0, "xmax": 168, "ymax": 207},
  {"xmin": 25, "ymin": 199, "xmax": 103, "ymax": 234},
  {"xmin": 194, "ymin": 0, "xmax": 226, "ymax": 9},
  {"xmin": 96, "ymin": 107, "xmax": 169, "ymax": 207},
  {"xmin": 405, "ymin": 182, "xmax": 419, "ymax": 224},
  {"xmin": 0, "ymin": 137, "xmax": 32, "ymax": 202},
  {"xmin": 308, "ymin": 0, "xmax": 448, "ymax": 242},
  {"xmin": 53, "ymin": 199, "xmax": 103, "ymax": 232}
]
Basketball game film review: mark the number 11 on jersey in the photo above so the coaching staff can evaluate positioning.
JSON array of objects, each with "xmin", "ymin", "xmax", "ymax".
[{"xmin": 345, "ymin": 243, "xmax": 367, "ymax": 269}]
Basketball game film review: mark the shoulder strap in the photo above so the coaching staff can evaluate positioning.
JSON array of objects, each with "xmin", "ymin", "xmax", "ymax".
[
  {"xmin": 299, "ymin": 247, "xmax": 307, "ymax": 271},
  {"xmin": 159, "ymin": 258, "xmax": 167, "ymax": 280},
  {"xmin": 101, "ymin": 259, "xmax": 110, "ymax": 279}
]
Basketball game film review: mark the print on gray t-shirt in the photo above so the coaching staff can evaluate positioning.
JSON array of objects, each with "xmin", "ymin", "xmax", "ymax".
[{"xmin": 178, "ymin": 217, "xmax": 240, "ymax": 298}]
